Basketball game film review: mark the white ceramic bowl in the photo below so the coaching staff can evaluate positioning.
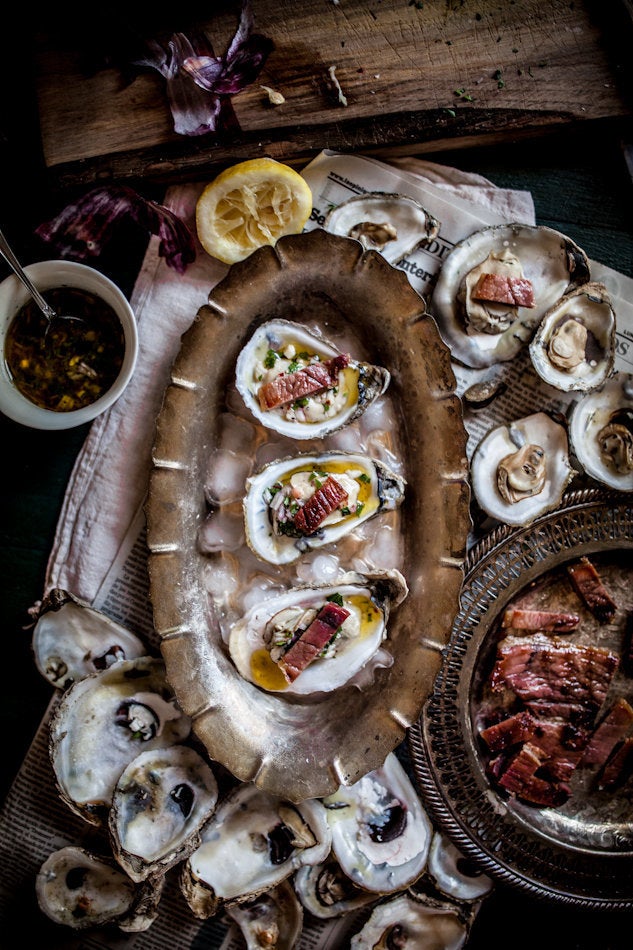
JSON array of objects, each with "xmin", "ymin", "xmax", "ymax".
[{"xmin": 0, "ymin": 260, "xmax": 138, "ymax": 430}]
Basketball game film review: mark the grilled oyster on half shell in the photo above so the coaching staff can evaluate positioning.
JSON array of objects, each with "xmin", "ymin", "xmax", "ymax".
[
  {"xmin": 243, "ymin": 451, "xmax": 405, "ymax": 566},
  {"xmin": 228, "ymin": 570, "xmax": 408, "ymax": 695},
  {"xmin": 235, "ymin": 318, "xmax": 390, "ymax": 440}
]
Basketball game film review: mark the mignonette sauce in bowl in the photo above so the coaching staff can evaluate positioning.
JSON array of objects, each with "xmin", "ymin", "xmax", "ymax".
[{"xmin": 0, "ymin": 260, "xmax": 138, "ymax": 430}]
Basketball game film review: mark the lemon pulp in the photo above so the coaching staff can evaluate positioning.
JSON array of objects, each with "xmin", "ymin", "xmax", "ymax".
[{"xmin": 196, "ymin": 157, "xmax": 313, "ymax": 265}]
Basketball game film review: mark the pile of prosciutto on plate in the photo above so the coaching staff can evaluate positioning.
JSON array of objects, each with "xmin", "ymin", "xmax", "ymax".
[{"xmin": 476, "ymin": 555, "xmax": 633, "ymax": 808}]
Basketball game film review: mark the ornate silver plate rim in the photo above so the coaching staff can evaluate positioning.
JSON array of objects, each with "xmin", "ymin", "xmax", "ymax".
[{"xmin": 409, "ymin": 487, "xmax": 633, "ymax": 910}]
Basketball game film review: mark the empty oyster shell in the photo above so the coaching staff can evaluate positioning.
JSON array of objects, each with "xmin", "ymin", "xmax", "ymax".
[
  {"xmin": 569, "ymin": 372, "xmax": 633, "ymax": 491},
  {"xmin": 293, "ymin": 856, "xmax": 378, "ymax": 918},
  {"xmin": 349, "ymin": 890, "xmax": 471, "ymax": 950},
  {"xmin": 181, "ymin": 783, "xmax": 332, "ymax": 919},
  {"xmin": 529, "ymin": 282, "xmax": 616, "ymax": 392},
  {"xmin": 228, "ymin": 570, "xmax": 408, "ymax": 695},
  {"xmin": 36, "ymin": 846, "xmax": 163, "ymax": 932},
  {"xmin": 426, "ymin": 831, "xmax": 494, "ymax": 902},
  {"xmin": 235, "ymin": 318, "xmax": 390, "ymax": 440},
  {"xmin": 244, "ymin": 451, "xmax": 406, "ymax": 565},
  {"xmin": 109, "ymin": 745, "xmax": 219, "ymax": 882},
  {"xmin": 323, "ymin": 191, "xmax": 440, "ymax": 264},
  {"xmin": 471, "ymin": 412, "xmax": 575, "ymax": 527},
  {"xmin": 226, "ymin": 880, "xmax": 304, "ymax": 949},
  {"xmin": 432, "ymin": 223, "xmax": 590, "ymax": 368},
  {"xmin": 322, "ymin": 752, "xmax": 432, "ymax": 894},
  {"xmin": 32, "ymin": 588, "xmax": 146, "ymax": 690},
  {"xmin": 49, "ymin": 656, "xmax": 191, "ymax": 826}
]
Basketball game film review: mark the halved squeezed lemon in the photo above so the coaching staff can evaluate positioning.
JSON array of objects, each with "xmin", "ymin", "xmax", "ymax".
[{"xmin": 196, "ymin": 157, "xmax": 313, "ymax": 265}]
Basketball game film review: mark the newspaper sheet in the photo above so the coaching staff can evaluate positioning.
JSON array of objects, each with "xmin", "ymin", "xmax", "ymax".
[{"xmin": 1, "ymin": 150, "xmax": 632, "ymax": 948}]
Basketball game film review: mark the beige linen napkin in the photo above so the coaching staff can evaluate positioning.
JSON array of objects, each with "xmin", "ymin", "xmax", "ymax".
[{"xmin": 44, "ymin": 160, "xmax": 534, "ymax": 605}]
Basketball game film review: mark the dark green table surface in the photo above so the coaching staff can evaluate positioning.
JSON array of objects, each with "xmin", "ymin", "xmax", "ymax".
[{"xmin": 3, "ymin": 32, "xmax": 633, "ymax": 949}]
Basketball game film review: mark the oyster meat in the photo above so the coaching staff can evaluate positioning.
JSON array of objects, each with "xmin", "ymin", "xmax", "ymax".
[
  {"xmin": 32, "ymin": 588, "xmax": 145, "ymax": 690},
  {"xmin": 36, "ymin": 846, "xmax": 163, "ymax": 932},
  {"xmin": 349, "ymin": 891, "xmax": 471, "ymax": 950},
  {"xmin": 235, "ymin": 318, "xmax": 390, "ymax": 440},
  {"xmin": 244, "ymin": 452, "xmax": 405, "ymax": 565},
  {"xmin": 181, "ymin": 783, "xmax": 331, "ymax": 918},
  {"xmin": 529, "ymin": 282, "xmax": 616, "ymax": 392},
  {"xmin": 322, "ymin": 752, "xmax": 432, "ymax": 894},
  {"xmin": 432, "ymin": 223, "xmax": 591, "ymax": 368},
  {"xmin": 109, "ymin": 745, "xmax": 219, "ymax": 882},
  {"xmin": 49, "ymin": 656, "xmax": 191, "ymax": 825},
  {"xmin": 569, "ymin": 372, "xmax": 633, "ymax": 491},
  {"xmin": 229, "ymin": 570, "xmax": 408, "ymax": 695},
  {"xmin": 323, "ymin": 191, "xmax": 440, "ymax": 264},
  {"xmin": 226, "ymin": 880, "xmax": 303, "ymax": 950},
  {"xmin": 471, "ymin": 412, "xmax": 575, "ymax": 527}
]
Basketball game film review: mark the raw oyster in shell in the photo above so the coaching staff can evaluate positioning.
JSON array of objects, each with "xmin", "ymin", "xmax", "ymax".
[
  {"xmin": 36, "ymin": 846, "xmax": 163, "ymax": 932},
  {"xmin": 235, "ymin": 318, "xmax": 390, "ymax": 440},
  {"xmin": 324, "ymin": 191, "xmax": 440, "ymax": 264},
  {"xmin": 322, "ymin": 752, "xmax": 432, "ymax": 894},
  {"xmin": 349, "ymin": 890, "xmax": 472, "ymax": 950},
  {"xmin": 109, "ymin": 745, "xmax": 219, "ymax": 882},
  {"xmin": 228, "ymin": 570, "xmax": 408, "ymax": 695},
  {"xmin": 471, "ymin": 412, "xmax": 575, "ymax": 527},
  {"xmin": 244, "ymin": 451, "xmax": 406, "ymax": 565},
  {"xmin": 529, "ymin": 282, "xmax": 616, "ymax": 392},
  {"xmin": 32, "ymin": 588, "xmax": 145, "ymax": 690},
  {"xmin": 181, "ymin": 783, "xmax": 331, "ymax": 918},
  {"xmin": 49, "ymin": 656, "xmax": 191, "ymax": 826},
  {"xmin": 226, "ymin": 880, "xmax": 303, "ymax": 950},
  {"xmin": 432, "ymin": 223, "xmax": 590, "ymax": 368},
  {"xmin": 569, "ymin": 372, "xmax": 633, "ymax": 491}
]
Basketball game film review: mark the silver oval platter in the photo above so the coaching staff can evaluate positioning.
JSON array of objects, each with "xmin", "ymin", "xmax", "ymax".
[
  {"xmin": 409, "ymin": 487, "xmax": 633, "ymax": 908},
  {"xmin": 146, "ymin": 228, "xmax": 470, "ymax": 803}
]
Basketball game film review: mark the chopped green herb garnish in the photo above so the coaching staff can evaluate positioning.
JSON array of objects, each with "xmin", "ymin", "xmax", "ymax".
[
  {"xmin": 327, "ymin": 592, "xmax": 345, "ymax": 606},
  {"xmin": 358, "ymin": 473, "xmax": 371, "ymax": 484},
  {"xmin": 287, "ymin": 359, "xmax": 299, "ymax": 373},
  {"xmin": 293, "ymin": 397, "xmax": 309, "ymax": 408},
  {"xmin": 355, "ymin": 503, "xmax": 365, "ymax": 517},
  {"xmin": 264, "ymin": 348, "xmax": 279, "ymax": 369}
]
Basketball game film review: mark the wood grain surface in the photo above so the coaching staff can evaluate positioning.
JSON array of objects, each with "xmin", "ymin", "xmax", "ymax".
[{"xmin": 33, "ymin": 0, "xmax": 633, "ymax": 190}]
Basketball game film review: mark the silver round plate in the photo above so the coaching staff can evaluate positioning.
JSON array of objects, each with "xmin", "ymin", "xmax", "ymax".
[{"xmin": 409, "ymin": 487, "xmax": 633, "ymax": 908}]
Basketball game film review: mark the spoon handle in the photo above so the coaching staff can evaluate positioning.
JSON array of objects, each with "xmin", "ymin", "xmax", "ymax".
[{"xmin": 0, "ymin": 229, "xmax": 56, "ymax": 321}]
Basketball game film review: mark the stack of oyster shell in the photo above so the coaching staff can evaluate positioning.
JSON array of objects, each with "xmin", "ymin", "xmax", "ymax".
[
  {"xmin": 429, "ymin": 222, "xmax": 633, "ymax": 526},
  {"xmin": 32, "ymin": 589, "xmax": 492, "ymax": 946}
]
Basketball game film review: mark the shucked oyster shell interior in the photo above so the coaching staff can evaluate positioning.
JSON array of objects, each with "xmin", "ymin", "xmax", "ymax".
[{"xmin": 147, "ymin": 228, "xmax": 470, "ymax": 803}]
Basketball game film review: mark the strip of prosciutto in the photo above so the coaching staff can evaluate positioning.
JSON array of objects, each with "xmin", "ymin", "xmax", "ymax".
[
  {"xmin": 471, "ymin": 273, "xmax": 535, "ymax": 308},
  {"xmin": 293, "ymin": 476, "xmax": 348, "ymax": 535},
  {"xmin": 580, "ymin": 697, "xmax": 633, "ymax": 767},
  {"xmin": 497, "ymin": 741, "xmax": 570, "ymax": 807},
  {"xmin": 278, "ymin": 602, "xmax": 350, "ymax": 683},
  {"xmin": 490, "ymin": 634, "xmax": 619, "ymax": 716},
  {"xmin": 597, "ymin": 736, "xmax": 633, "ymax": 790},
  {"xmin": 502, "ymin": 607, "xmax": 580, "ymax": 633},
  {"xmin": 567, "ymin": 557, "xmax": 617, "ymax": 623},
  {"xmin": 258, "ymin": 355, "xmax": 350, "ymax": 411}
]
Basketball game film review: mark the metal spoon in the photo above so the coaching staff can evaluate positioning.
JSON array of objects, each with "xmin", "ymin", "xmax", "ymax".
[{"xmin": 0, "ymin": 228, "xmax": 82, "ymax": 335}]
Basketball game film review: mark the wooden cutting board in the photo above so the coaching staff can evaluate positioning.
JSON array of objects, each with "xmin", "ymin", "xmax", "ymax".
[{"xmin": 33, "ymin": 0, "xmax": 633, "ymax": 191}]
